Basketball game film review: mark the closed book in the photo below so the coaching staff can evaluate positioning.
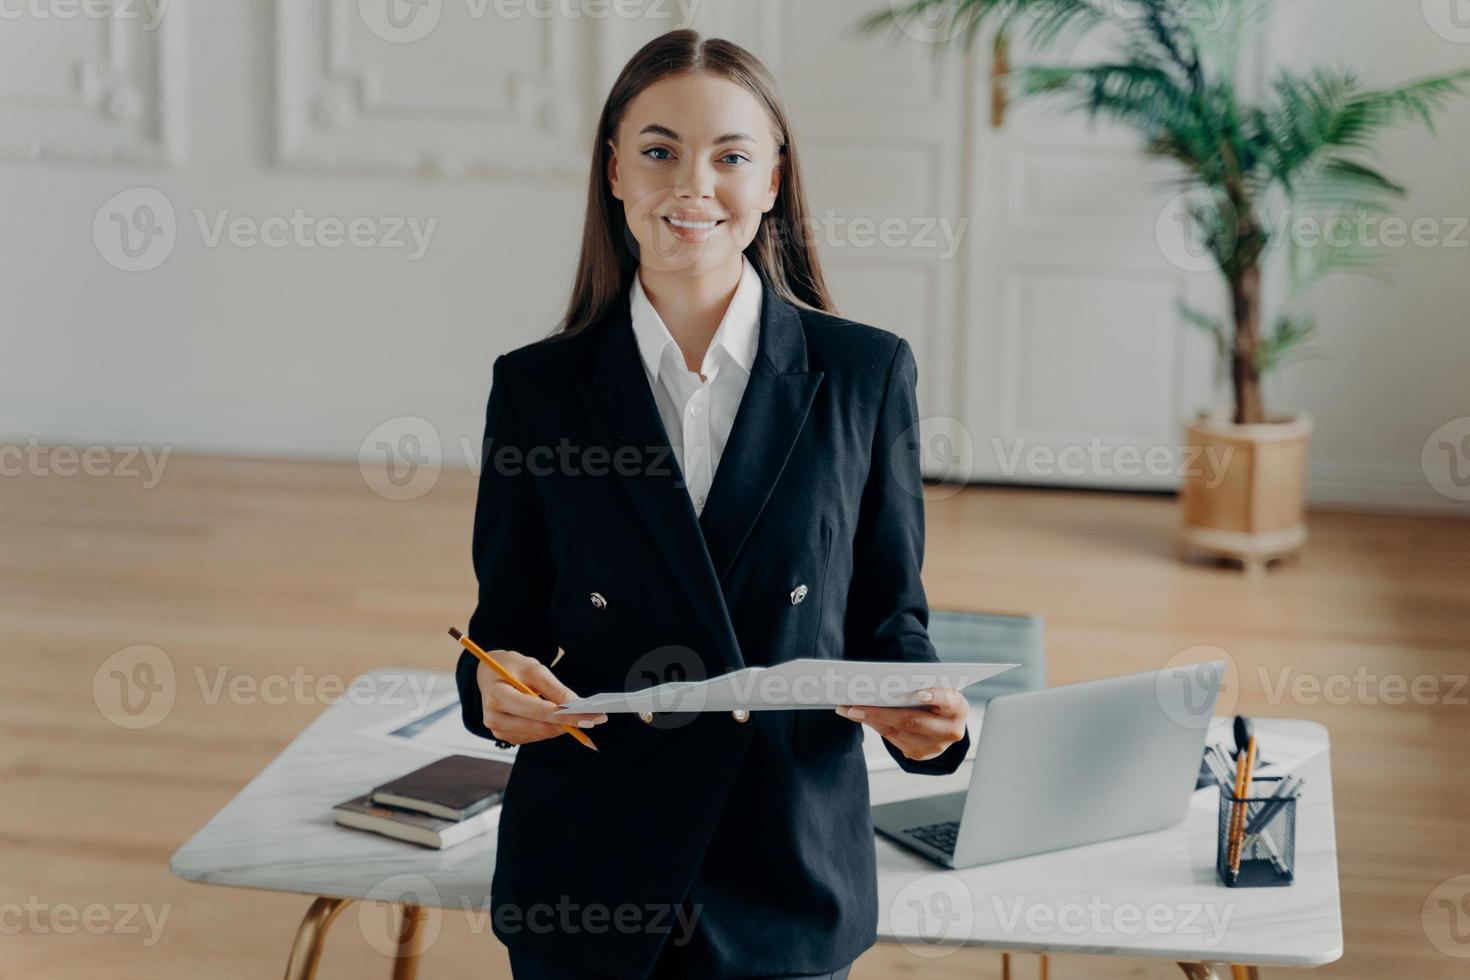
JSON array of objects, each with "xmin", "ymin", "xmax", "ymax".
[
  {"xmin": 333, "ymin": 793, "xmax": 501, "ymax": 849},
  {"xmin": 371, "ymin": 754, "xmax": 512, "ymax": 821}
]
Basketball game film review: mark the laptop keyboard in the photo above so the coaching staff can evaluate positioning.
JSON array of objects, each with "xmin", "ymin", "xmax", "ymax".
[{"xmin": 904, "ymin": 819, "xmax": 960, "ymax": 854}]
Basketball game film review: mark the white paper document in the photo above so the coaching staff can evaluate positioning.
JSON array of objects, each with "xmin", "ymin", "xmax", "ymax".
[
  {"xmin": 551, "ymin": 659, "xmax": 1019, "ymax": 715},
  {"xmin": 356, "ymin": 693, "xmax": 519, "ymax": 764},
  {"xmin": 1188, "ymin": 717, "xmax": 1328, "ymax": 812}
]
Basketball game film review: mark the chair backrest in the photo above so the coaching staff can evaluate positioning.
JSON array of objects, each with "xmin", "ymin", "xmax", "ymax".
[{"xmin": 927, "ymin": 610, "xmax": 1045, "ymax": 703}]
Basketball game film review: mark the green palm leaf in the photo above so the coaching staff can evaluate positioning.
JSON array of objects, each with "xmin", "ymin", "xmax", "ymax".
[{"xmin": 857, "ymin": 0, "xmax": 1470, "ymax": 421}]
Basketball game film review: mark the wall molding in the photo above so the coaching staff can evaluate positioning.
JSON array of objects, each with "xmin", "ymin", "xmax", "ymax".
[
  {"xmin": 0, "ymin": 8, "xmax": 185, "ymax": 165},
  {"xmin": 274, "ymin": 0, "xmax": 590, "ymax": 178}
]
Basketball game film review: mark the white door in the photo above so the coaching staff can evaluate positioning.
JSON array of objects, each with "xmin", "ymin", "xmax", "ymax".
[{"xmin": 962, "ymin": 23, "xmax": 1217, "ymax": 491}]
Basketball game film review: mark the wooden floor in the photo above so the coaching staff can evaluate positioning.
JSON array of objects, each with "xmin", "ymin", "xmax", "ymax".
[{"xmin": 2, "ymin": 454, "xmax": 1467, "ymax": 979}]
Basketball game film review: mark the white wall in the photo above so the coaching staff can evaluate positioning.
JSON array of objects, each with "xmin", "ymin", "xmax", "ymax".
[
  {"xmin": 0, "ymin": 0, "xmax": 971, "ymax": 474},
  {"xmin": 1, "ymin": 0, "xmax": 598, "ymax": 465},
  {"xmin": 1264, "ymin": 0, "xmax": 1470, "ymax": 512},
  {"xmin": 1, "ymin": 0, "xmax": 1466, "ymax": 513}
]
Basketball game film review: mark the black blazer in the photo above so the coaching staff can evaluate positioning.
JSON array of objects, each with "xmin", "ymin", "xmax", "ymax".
[{"xmin": 456, "ymin": 271, "xmax": 970, "ymax": 978}]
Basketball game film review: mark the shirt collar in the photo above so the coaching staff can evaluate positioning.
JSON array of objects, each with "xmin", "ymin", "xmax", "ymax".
[{"xmin": 628, "ymin": 254, "xmax": 762, "ymax": 384}]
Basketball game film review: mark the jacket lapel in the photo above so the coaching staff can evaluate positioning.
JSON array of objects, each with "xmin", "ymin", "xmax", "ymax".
[
  {"xmin": 575, "ymin": 273, "xmax": 824, "ymax": 678},
  {"xmin": 698, "ymin": 282, "xmax": 824, "ymax": 583}
]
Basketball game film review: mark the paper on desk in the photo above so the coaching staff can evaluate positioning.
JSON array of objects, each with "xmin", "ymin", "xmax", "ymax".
[
  {"xmin": 356, "ymin": 694, "xmax": 519, "ymax": 764},
  {"xmin": 1189, "ymin": 718, "xmax": 1326, "ymax": 811},
  {"xmin": 551, "ymin": 659, "xmax": 1018, "ymax": 715},
  {"xmin": 1205, "ymin": 717, "xmax": 1325, "ymax": 778}
]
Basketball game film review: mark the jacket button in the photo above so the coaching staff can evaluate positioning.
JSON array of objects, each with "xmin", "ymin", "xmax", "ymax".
[
  {"xmin": 731, "ymin": 709, "xmax": 750, "ymax": 723},
  {"xmin": 590, "ymin": 592, "xmax": 607, "ymax": 609},
  {"xmin": 790, "ymin": 584, "xmax": 808, "ymax": 605},
  {"xmin": 638, "ymin": 711, "xmax": 653, "ymax": 724}
]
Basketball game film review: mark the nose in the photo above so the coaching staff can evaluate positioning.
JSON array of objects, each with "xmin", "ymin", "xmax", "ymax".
[{"xmin": 673, "ymin": 156, "xmax": 716, "ymax": 201}]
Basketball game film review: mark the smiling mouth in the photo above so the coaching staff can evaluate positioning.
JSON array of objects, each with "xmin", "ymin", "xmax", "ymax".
[{"xmin": 661, "ymin": 215, "xmax": 723, "ymax": 242}]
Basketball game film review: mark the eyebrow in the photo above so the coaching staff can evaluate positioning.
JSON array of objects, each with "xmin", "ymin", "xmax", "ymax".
[{"xmin": 638, "ymin": 124, "xmax": 757, "ymax": 145}]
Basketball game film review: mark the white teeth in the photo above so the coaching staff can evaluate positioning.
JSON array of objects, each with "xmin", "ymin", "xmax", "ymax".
[{"xmin": 666, "ymin": 217, "xmax": 719, "ymax": 230}]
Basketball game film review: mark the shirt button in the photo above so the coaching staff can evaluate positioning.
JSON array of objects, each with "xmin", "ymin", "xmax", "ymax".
[
  {"xmin": 694, "ymin": 494, "xmax": 706, "ymax": 508},
  {"xmin": 688, "ymin": 404, "xmax": 702, "ymax": 417}
]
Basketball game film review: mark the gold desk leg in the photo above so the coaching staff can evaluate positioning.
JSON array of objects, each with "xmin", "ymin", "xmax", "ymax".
[
  {"xmin": 391, "ymin": 904, "xmax": 428, "ymax": 980},
  {"xmin": 1179, "ymin": 964, "xmax": 1257, "ymax": 980},
  {"xmin": 283, "ymin": 896, "xmax": 353, "ymax": 980},
  {"xmin": 1001, "ymin": 952, "xmax": 1048, "ymax": 979}
]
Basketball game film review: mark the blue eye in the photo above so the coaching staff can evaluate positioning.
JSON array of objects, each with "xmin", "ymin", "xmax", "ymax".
[
  {"xmin": 721, "ymin": 153, "xmax": 750, "ymax": 166},
  {"xmin": 642, "ymin": 146, "xmax": 672, "ymax": 161}
]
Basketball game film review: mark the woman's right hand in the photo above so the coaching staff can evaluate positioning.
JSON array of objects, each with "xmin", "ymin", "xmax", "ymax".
[{"xmin": 477, "ymin": 649, "xmax": 608, "ymax": 745}]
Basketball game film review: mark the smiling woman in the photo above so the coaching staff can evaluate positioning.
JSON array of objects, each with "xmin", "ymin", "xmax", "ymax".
[
  {"xmin": 454, "ymin": 27, "xmax": 971, "ymax": 980},
  {"xmin": 608, "ymin": 78, "xmax": 776, "ymax": 264},
  {"xmin": 549, "ymin": 31, "xmax": 834, "ymax": 342}
]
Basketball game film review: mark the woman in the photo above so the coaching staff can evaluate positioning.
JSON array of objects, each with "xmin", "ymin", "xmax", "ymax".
[{"xmin": 456, "ymin": 29, "xmax": 971, "ymax": 980}]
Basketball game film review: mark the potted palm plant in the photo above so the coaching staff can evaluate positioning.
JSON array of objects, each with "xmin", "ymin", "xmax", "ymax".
[{"xmin": 860, "ymin": 0, "xmax": 1470, "ymax": 571}]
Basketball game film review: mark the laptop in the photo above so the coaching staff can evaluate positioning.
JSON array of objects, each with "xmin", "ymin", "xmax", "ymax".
[{"xmin": 871, "ymin": 662, "xmax": 1222, "ymax": 868}]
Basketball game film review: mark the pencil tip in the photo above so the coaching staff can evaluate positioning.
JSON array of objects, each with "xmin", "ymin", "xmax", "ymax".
[{"xmin": 448, "ymin": 627, "xmax": 463, "ymax": 640}]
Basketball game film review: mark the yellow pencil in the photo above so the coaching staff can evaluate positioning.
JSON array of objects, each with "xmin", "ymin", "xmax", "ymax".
[
  {"xmin": 1227, "ymin": 736, "xmax": 1257, "ymax": 876},
  {"xmin": 449, "ymin": 627, "xmax": 598, "ymax": 752}
]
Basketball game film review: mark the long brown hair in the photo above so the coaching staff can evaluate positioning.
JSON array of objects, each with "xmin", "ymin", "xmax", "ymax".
[{"xmin": 548, "ymin": 29, "xmax": 835, "ymax": 339}]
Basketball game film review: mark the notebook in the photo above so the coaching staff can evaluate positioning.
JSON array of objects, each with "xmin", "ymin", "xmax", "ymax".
[
  {"xmin": 371, "ymin": 754, "xmax": 511, "ymax": 821},
  {"xmin": 333, "ymin": 793, "xmax": 501, "ymax": 849}
]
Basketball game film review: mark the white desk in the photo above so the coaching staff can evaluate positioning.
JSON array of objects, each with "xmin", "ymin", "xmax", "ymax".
[
  {"xmin": 869, "ymin": 718, "xmax": 1341, "ymax": 977},
  {"xmin": 171, "ymin": 670, "xmax": 1341, "ymax": 980}
]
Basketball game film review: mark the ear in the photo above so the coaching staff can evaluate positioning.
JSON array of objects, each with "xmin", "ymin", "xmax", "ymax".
[
  {"xmin": 606, "ymin": 138, "xmax": 623, "ymax": 201},
  {"xmin": 762, "ymin": 150, "xmax": 783, "ymax": 213}
]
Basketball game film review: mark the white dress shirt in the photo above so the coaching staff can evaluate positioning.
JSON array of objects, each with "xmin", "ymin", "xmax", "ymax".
[{"xmin": 628, "ymin": 254, "xmax": 762, "ymax": 517}]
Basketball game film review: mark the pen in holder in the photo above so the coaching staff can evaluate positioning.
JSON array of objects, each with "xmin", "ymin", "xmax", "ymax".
[{"xmin": 1216, "ymin": 775, "xmax": 1298, "ymax": 887}]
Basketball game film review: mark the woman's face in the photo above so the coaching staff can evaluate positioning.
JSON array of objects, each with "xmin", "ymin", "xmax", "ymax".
[{"xmin": 607, "ymin": 72, "xmax": 782, "ymax": 277}]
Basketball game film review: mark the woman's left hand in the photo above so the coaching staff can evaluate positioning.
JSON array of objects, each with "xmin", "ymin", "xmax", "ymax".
[{"xmin": 834, "ymin": 687, "xmax": 967, "ymax": 762}]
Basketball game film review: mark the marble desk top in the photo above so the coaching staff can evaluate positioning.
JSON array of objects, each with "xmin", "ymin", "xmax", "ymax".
[{"xmin": 171, "ymin": 669, "xmax": 1340, "ymax": 966}]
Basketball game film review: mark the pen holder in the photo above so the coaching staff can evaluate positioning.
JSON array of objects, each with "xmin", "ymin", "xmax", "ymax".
[{"xmin": 1216, "ymin": 776, "xmax": 1297, "ymax": 887}]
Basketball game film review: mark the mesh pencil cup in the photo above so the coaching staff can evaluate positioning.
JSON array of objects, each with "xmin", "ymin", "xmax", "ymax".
[{"xmin": 1216, "ymin": 775, "xmax": 1297, "ymax": 887}]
